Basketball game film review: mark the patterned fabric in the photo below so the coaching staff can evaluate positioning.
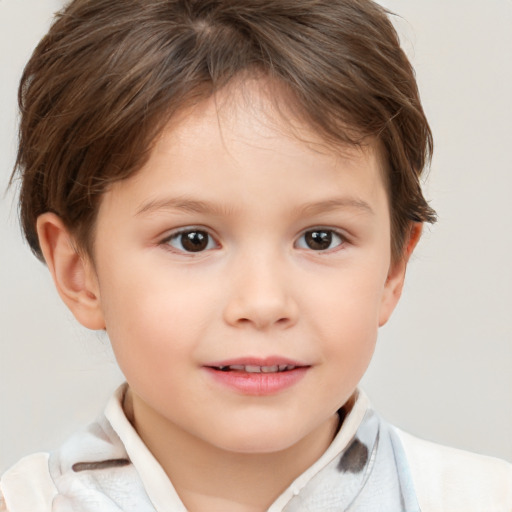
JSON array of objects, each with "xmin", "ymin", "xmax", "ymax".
[
  {"xmin": 3, "ymin": 384, "xmax": 512, "ymax": 511},
  {"xmin": 37, "ymin": 385, "xmax": 420, "ymax": 511},
  {"xmin": 281, "ymin": 410, "xmax": 420, "ymax": 511}
]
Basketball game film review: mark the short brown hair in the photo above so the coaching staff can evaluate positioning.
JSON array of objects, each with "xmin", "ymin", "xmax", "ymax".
[{"xmin": 12, "ymin": 0, "xmax": 436, "ymax": 263}]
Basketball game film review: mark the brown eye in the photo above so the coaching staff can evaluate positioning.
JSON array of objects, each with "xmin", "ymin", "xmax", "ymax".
[
  {"xmin": 166, "ymin": 229, "xmax": 215, "ymax": 253},
  {"xmin": 297, "ymin": 229, "xmax": 344, "ymax": 251}
]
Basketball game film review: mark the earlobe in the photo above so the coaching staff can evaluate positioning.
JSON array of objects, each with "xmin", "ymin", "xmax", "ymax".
[
  {"xmin": 36, "ymin": 213, "xmax": 106, "ymax": 330},
  {"xmin": 378, "ymin": 223, "xmax": 423, "ymax": 327}
]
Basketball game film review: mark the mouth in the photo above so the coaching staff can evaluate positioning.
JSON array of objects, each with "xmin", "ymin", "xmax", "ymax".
[
  {"xmin": 211, "ymin": 364, "xmax": 300, "ymax": 373},
  {"xmin": 203, "ymin": 358, "xmax": 310, "ymax": 395}
]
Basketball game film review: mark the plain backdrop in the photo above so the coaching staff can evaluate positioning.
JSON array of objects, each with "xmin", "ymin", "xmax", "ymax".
[{"xmin": 1, "ymin": 0, "xmax": 511, "ymax": 474}]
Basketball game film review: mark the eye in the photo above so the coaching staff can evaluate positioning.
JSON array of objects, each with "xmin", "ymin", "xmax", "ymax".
[
  {"xmin": 296, "ymin": 229, "xmax": 345, "ymax": 251},
  {"xmin": 164, "ymin": 229, "xmax": 217, "ymax": 253}
]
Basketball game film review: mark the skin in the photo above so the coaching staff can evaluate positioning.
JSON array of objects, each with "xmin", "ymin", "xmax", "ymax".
[{"xmin": 38, "ymin": 79, "xmax": 420, "ymax": 512}]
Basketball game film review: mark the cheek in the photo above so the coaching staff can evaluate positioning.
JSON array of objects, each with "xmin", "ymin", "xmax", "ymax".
[
  {"xmin": 305, "ymin": 266, "xmax": 387, "ymax": 326},
  {"xmin": 97, "ymin": 269, "xmax": 174, "ymax": 351},
  {"xmin": 97, "ymin": 260, "xmax": 221, "ymax": 365},
  {"xmin": 302, "ymin": 266, "xmax": 386, "ymax": 368}
]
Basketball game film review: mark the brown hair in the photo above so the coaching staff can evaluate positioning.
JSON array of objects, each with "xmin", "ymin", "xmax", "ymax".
[{"xmin": 12, "ymin": 0, "xmax": 436, "ymax": 263}]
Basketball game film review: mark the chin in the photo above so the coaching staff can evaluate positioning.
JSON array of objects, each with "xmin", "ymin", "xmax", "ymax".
[{"xmin": 207, "ymin": 423, "xmax": 309, "ymax": 455}]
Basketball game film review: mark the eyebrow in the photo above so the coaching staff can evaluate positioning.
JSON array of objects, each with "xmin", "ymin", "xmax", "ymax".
[
  {"xmin": 135, "ymin": 196, "xmax": 232, "ymax": 217},
  {"xmin": 135, "ymin": 196, "xmax": 374, "ymax": 217},
  {"xmin": 296, "ymin": 198, "xmax": 374, "ymax": 217}
]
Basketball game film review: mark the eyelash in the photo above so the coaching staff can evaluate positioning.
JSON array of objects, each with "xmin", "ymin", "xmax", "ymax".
[
  {"xmin": 161, "ymin": 227, "xmax": 218, "ymax": 254},
  {"xmin": 295, "ymin": 228, "xmax": 346, "ymax": 252},
  {"xmin": 160, "ymin": 227, "xmax": 347, "ymax": 254}
]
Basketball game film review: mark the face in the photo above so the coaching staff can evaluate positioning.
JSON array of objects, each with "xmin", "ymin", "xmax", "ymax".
[{"xmin": 88, "ymin": 81, "xmax": 404, "ymax": 454}]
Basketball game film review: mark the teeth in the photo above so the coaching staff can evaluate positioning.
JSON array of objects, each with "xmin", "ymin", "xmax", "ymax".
[
  {"xmin": 229, "ymin": 365, "xmax": 245, "ymax": 371},
  {"xmin": 216, "ymin": 364, "xmax": 297, "ymax": 373}
]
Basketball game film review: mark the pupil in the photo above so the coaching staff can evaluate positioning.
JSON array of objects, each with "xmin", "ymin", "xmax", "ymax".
[
  {"xmin": 182, "ymin": 231, "xmax": 208, "ymax": 252},
  {"xmin": 306, "ymin": 230, "xmax": 332, "ymax": 250}
]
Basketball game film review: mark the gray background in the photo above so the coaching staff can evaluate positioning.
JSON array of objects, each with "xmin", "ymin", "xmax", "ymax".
[{"xmin": 1, "ymin": 0, "xmax": 511, "ymax": 473}]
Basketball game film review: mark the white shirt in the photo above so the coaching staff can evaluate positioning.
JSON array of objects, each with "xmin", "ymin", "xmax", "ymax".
[{"xmin": 1, "ymin": 385, "xmax": 511, "ymax": 511}]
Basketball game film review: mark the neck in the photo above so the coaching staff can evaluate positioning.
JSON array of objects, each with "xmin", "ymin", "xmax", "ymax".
[{"xmin": 124, "ymin": 389, "xmax": 341, "ymax": 512}]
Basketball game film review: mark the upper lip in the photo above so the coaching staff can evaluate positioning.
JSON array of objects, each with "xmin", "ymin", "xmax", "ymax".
[{"xmin": 204, "ymin": 356, "xmax": 310, "ymax": 372}]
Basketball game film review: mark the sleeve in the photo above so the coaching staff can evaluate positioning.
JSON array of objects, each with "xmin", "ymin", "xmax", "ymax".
[
  {"xmin": 396, "ymin": 428, "xmax": 512, "ymax": 512},
  {"xmin": 0, "ymin": 453, "xmax": 58, "ymax": 512}
]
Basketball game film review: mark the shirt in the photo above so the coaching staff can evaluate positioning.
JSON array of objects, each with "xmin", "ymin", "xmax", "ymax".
[{"xmin": 1, "ymin": 384, "xmax": 511, "ymax": 511}]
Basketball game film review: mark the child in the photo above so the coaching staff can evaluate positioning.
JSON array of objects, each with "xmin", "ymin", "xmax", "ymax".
[{"xmin": 1, "ymin": 0, "xmax": 511, "ymax": 510}]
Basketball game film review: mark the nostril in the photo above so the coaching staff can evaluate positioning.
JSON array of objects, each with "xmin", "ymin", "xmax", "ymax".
[{"xmin": 232, "ymin": 315, "xmax": 293, "ymax": 329}]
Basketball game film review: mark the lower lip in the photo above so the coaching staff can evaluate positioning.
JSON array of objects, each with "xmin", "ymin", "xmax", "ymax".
[{"xmin": 204, "ymin": 367, "xmax": 309, "ymax": 395}]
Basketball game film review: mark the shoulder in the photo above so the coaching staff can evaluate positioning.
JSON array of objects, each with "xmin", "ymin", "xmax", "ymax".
[
  {"xmin": 0, "ymin": 452, "xmax": 57, "ymax": 512},
  {"xmin": 395, "ymin": 428, "xmax": 512, "ymax": 512}
]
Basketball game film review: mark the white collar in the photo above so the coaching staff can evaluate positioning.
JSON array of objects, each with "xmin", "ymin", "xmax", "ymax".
[{"xmin": 105, "ymin": 384, "xmax": 370, "ymax": 511}]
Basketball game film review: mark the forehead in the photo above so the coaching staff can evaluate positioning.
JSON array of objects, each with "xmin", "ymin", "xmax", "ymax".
[
  {"xmin": 98, "ymin": 77, "xmax": 388, "ymax": 221},
  {"xmin": 164, "ymin": 76, "xmax": 378, "ymax": 159}
]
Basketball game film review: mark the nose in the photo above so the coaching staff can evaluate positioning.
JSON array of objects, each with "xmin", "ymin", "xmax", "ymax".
[{"xmin": 223, "ymin": 254, "xmax": 299, "ymax": 330}]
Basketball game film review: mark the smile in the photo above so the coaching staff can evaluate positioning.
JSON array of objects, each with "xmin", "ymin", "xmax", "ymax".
[
  {"xmin": 203, "ymin": 358, "xmax": 310, "ymax": 395},
  {"xmin": 215, "ymin": 364, "xmax": 298, "ymax": 373}
]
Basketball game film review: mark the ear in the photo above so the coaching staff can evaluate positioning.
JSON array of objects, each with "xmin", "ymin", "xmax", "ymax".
[
  {"xmin": 36, "ymin": 212, "xmax": 106, "ymax": 330},
  {"xmin": 378, "ymin": 223, "xmax": 423, "ymax": 327}
]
